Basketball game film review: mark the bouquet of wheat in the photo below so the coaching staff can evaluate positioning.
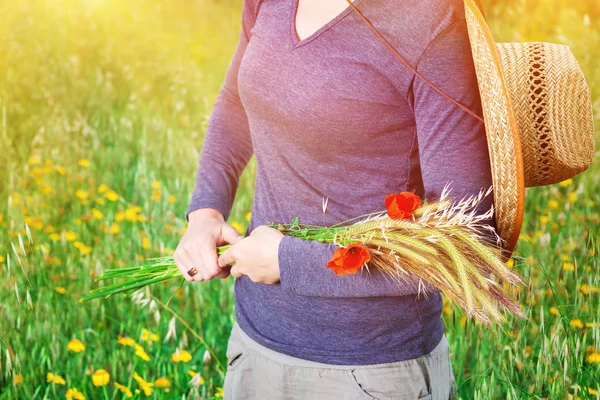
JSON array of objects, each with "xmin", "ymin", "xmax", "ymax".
[{"xmin": 81, "ymin": 183, "xmax": 527, "ymax": 326}]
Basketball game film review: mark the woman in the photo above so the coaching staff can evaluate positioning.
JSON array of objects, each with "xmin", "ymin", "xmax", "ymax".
[{"xmin": 174, "ymin": 0, "xmax": 496, "ymax": 398}]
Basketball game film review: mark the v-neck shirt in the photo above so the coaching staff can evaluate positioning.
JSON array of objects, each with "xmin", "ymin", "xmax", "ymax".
[{"xmin": 187, "ymin": 0, "xmax": 497, "ymax": 365}]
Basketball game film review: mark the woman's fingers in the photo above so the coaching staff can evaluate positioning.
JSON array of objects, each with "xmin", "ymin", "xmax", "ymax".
[{"xmin": 173, "ymin": 245, "xmax": 197, "ymax": 282}]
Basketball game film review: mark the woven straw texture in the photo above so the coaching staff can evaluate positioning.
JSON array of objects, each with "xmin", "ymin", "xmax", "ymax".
[
  {"xmin": 497, "ymin": 42, "xmax": 595, "ymax": 187},
  {"xmin": 463, "ymin": 0, "xmax": 525, "ymax": 259}
]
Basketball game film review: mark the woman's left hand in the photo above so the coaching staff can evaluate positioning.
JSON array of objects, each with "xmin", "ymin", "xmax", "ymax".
[{"xmin": 217, "ymin": 225, "xmax": 284, "ymax": 284}]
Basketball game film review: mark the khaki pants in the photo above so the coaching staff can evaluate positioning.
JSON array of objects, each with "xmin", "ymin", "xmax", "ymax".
[{"xmin": 224, "ymin": 322, "xmax": 458, "ymax": 400}]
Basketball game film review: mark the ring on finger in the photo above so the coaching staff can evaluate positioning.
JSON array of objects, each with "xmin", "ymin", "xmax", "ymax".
[{"xmin": 187, "ymin": 267, "xmax": 198, "ymax": 277}]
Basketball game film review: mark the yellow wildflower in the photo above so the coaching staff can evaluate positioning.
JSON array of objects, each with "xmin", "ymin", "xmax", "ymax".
[
  {"xmin": 154, "ymin": 377, "xmax": 170, "ymax": 388},
  {"xmin": 115, "ymin": 211, "xmax": 125, "ymax": 222},
  {"xmin": 28, "ymin": 156, "xmax": 41, "ymax": 165},
  {"xmin": 75, "ymin": 189, "xmax": 89, "ymax": 200},
  {"xmin": 95, "ymin": 197, "xmax": 105, "ymax": 205},
  {"xmin": 55, "ymin": 287, "xmax": 66, "ymax": 295},
  {"xmin": 142, "ymin": 237, "xmax": 150, "ymax": 249},
  {"xmin": 141, "ymin": 328, "xmax": 159, "ymax": 343},
  {"xmin": 111, "ymin": 223, "xmax": 120, "ymax": 234},
  {"xmin": 586, "ymin": 352, "xmax": 600, "ymax": 363},
  {"xmin": 569, "ymin": 319, "xmax": 584, "ymax": 329},
  {"xmin": 47, "ymin": 372, "xmax": 66, "ymax": 385},
  {"xmin": 151, "ymin": 189, "xmax": 161, "ymax": 201},
  {"xmin": 97, "ymin": 184, "xmax": 110, "ymax": 193},
  {"xmin": 49, "ymin": 233, "xmax": 61, "ymax": 241},
  {"xmin": 215, "ymin": 386, "xmax": 224, "ymax": 398},
  {"xmin": 559, "ymin": 178, "xmax": 573, "ymax": 186},
  {"xmin": 78, "ymin": 159, "xmax": 90, "ymax": 167},
  {"xmin": 567, "ymin": 192, "xmax": 577, "ymax": 203},
  {"xmin": 137, "ymin": 214, "xmax": 147, "ymax": 223},
  {"xmin": 92, "ymin": 369, "xmax": 110, "ymax": 386},
  {"xmin": 505, "ymin": 257, "xmax": 514, "ymax": 268},
  {"xmin": 67, "ymin": 339, "xmax": 85, "ymax": 353},
  {"xmin": 133, "ymin": 372, "xmax": 153, "ymax": 396},
  {"xmin": 134, "ymin": 344, "xmax": 150, "ymax": 361},
  {"xmin": 42, "ymin": 185, "xmax": 53, "ymax": 195},
  {"xmin": 585, "ymin": 322, "xmax": 599, "ymax": 328},
  {"xmin": 56, "ymin": 166, "xmax": 66, "ymax": 175},
  {"xmin": 563, "ymin": 262, "xmax": 575, "ymax": 271},
  {"xmin": 230, "ymin": 222, "xmax": 245, "ymax": 235},
  {"xmin": 588, "ymin": 387, "xmax": 599, "ymax": 396},
  {"xmin": 14, "ymin": 373, "xmax": 23, "ymax": 385},
  {"xmin": 117, "ymin": 335, "xmax": 136, "ymax": 347},
  {"xmin": 152, "ymin": 181, "xmax": 160, "ymax": 189},
  {"xmin": 539, "ymin": 215, "xmax": 549, "ymax": 224},
  {"xmin": 66, "ymin": 387, "xmax": 85, "ymax": 400},
  {"xmin": 549, "ymin": 307, "xmax": 559, "ymax": 316},
  {"xmin": 65, "ymin": 231, "xmax": 77, "ymax": 241},
  {"xmin": 172, "ymin": 349, "xmax": 193, "ymax": 363},
  {"xmin": 547, "ymin": 199, "xmax": 559, "ymax": 210},
  {"xmin": 105, "ymin": 191, "xmax": 119, "ymax": 201},
  {"xmin": 91, "ymin": 209, "xmax": 104, "ymax": 220},
  {"xmin": 114, "ymin": 382, "xmax": 133, "ymax": 398},
  {"xmin": 168, "ymin": 195, "xmax": 176, "ymax": 204}
]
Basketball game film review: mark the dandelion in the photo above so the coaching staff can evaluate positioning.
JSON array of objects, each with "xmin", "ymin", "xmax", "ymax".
[
  {"xmin": 539, "ymin": 215, "xmax": 549, "ymax": 224},
  {"xmin": 171, "ymin": 349, "xmax": 192, "ymax": 363},
  {"xmin": 92, "ymin": 369, "xmax": 110, "ymax": 386},
  {"xmin": 142, "ymin": 237, "xmax": 150, "ymax": 249},
  {"xmin": 14, "ymin": 373, "xmax": 23, "ymax": 385},
  {"xmin": 215, "ymin": 386, "xmax": 224, "ymax": 398},
  {"xmin": 65, "ymin": 387, "xmax": 85, "ymax": 400},
  {"xmin": 567, "ymin": 192, "xmax": 578, "ymax": 203},
  {"xmin": 28, "ymin": 156, "xmax": 41, "ymax": 165},
  {"xmin": 117, "ymin": 335, "xmax": 136, "ymax": 347},
  {"xmin": 547, "ymin": 199, "xmax": 559, "ymax": 210},
  {"xmin": 115, "ymin": 211, "xmax": 125, "ymax": 222},
  {"xmin": 154, "ymin": 377, "xmax": 170, "ymax": 388},
  {"xmin": 569, "ymin": 319, "xmax": 584, "ymax": 329},
  {"xmin": 114, "ymin": 382, "xmax": 133, "ymax": 398},
  {"xmin": 133, "ymin": 372, "xmax": 153, "ymax": 396},
  {"xmin": 91, "ymin": 209, "xmax": 104, "ymax": 219},
  {"xmin": 111, "ymin": 223, "xmax": 120, "ymax": 234},
  {"xmin": 563, "ymin": 262, "xmax": 575, "ymax": 271},
  {"xmin": 151, "ymin": 189, "xmax": 161, "ymax": 201},
  {"xmin": 62, "ymin": 231, "xmax": 77, "ymax": 242},
  {"xmin": 168, "ymin": 195, "xmax": 176, "ymax": 204},
  {"xmin": 152, "ymin": 181, "xmax": 160, "ymax": 189},
  {"xmin": 549, "ymin": 307, "xmax": 559, "ymax": 316},
  {"xmin": 56, "ymin": 166, "xmax": 66, "ymax": 175},
  {"xmin": 78, "ymin": 159, "xmax": 90, "ymax": 167},
  {"xmin": 47, "ymin": 372, "xmax": 66, "ymax": 385},
  {"xmin": 75, "ymin": 189, "xmax": 89, "ymax": 200},
  {"xmin": 97, "ymin": 184, "xmax": 110, "ymax": 193},
  {"xmin": 230, "ymin": 222, "xmax": 245, "ymax": 235},
  {"xmin": 586, "ymin": 352, "xmax": 600, "ymax": 363},
  {"xmin": 55, "ymin": 287, "xmax": 66, "ymax": 295},
  {"xmin": 105, "ymin": 191, "xmax": 119, "ymax": 201},
  {"xmin": 141, "ymin": 328, "xmax": 159, "ymax": 343},
  {"xmin": 67, "ymin": 339, "xmax": 85, "ymax": 353},
  {"xmin": 133, "ymin": 344, "xmax": 151, "ymax": 361},
  {"xmin": 559, "ymin": 178, "xmax": 573, "ymax": 186}
]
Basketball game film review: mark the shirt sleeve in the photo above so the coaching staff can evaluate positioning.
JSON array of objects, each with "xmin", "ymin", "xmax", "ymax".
[
  {"xmin": 278, "ymin": 18, "xmax": 498, "ymax": 298},
  {"xmin": 186, "ymin": 0, "xmax": 259, "ymax": 222}
]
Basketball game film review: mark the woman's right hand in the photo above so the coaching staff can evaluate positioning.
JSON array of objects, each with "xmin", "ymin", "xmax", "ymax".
[{"xmin": 174, "ymin": 208, "xmax": 245, "ymax": 282}]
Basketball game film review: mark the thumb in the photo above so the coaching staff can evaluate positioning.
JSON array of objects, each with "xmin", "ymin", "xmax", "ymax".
[{"xmin": 221, "ymin": 224, "xmax": 244, "ymax": 245}]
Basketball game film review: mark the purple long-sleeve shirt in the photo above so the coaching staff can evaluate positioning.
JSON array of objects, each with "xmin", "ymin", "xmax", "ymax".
[{"xmin": 186, "ymin": 0, "xmax": 497, "ymax": 365}]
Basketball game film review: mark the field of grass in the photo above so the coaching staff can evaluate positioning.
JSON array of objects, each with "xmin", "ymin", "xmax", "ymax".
[{"xmin": 0, "ymin": 0, "xmax": 599, "ymax": 398}]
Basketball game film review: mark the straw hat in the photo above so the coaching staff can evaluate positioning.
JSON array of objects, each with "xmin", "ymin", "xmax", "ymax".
[
  {"xmin": 346, "ymin": 0, "xmax": 595, "ymax": 262},
  {"xmin": 462, "ymin": 0, "xmax": 595, "ymax": 262}
]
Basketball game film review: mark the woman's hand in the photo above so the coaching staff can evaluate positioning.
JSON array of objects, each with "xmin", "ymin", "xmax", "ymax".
[
  {"xmin": 217, "ymin": 225, "xmax": 284, "ymax": 284},
  {"xmin": 173, "ymin": 208, "xmax": 244, "ymax": 283}
]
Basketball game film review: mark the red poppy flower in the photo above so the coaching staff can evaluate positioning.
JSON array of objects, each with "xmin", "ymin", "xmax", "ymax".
[
  {"xmin": 385, "ymin": 190, "xmax": 422, "ymax": 220},
  {"xmin": 326, "ymin": 243, "xmax": 371, "ymax": 276}
]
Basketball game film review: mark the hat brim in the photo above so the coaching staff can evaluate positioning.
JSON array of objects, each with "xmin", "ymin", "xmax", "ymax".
[{"xmin": 463, "ymin": 0, "xmax": 525, "ymax": 261}]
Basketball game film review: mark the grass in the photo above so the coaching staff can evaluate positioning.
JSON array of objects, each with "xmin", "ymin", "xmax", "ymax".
[{"xmin": 0, "ymin": 0, "xmax": 599, "ymax": 398}]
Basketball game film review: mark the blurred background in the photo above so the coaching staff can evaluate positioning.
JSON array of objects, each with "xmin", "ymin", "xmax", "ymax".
[{"xmin": 0, "ymin": 0, "xmax": 598, "ymax": 398}]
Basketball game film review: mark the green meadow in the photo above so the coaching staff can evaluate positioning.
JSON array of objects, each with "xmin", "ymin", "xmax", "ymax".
[{"xmin": 0, "ymin": 0, "xmax": 598, "ymax": 398}]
